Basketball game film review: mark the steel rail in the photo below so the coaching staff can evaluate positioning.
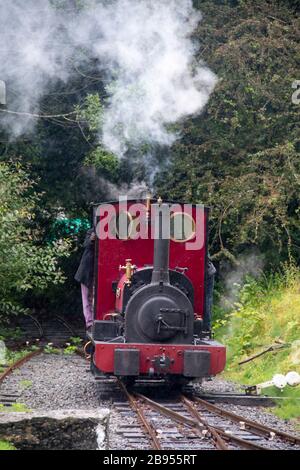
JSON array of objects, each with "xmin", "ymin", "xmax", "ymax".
[
  {"xmin": 182, "ymin": 395, "xmax": 269, "ymax": 450},
  {"xmin": 181, "ymin": 395, "xmax": 229, "ymax": 450},
  {"xmin": 135, "ymin": 392, "xmax": 218, "ymax": 449},
  {"xmin": 137, "ymin": 392, "xmax": 265, "ymax": 450},
  {"xmin": 0, "ymin": 349, "xmax": 42, "ymax": 384},
  {"xmin": 135, "ymin": 392, "xmax": 197, "ymax": 428},
  {"xmin": 118, "ymin": 380, "xmax": 162, "ymax": 450},
  {"xmin": 192, "ymin": 396, "xmax": 300, "ymax": 445},
  {"xmin": 212, "ymin": 425, "xmax": 271, "ymax": 450}
]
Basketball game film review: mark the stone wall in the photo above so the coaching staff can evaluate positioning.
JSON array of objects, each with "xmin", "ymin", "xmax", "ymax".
[{"xmin": 0, "ymin": 409, "xmax": 109, "ymax": 450}]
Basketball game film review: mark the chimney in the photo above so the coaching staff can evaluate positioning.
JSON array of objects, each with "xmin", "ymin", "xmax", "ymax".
[{"xmin": 151, "ymin": 203, "xmax": 170, "ymax": 284}]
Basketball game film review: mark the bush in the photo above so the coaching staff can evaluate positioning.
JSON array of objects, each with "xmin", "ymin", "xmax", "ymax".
[
  {"xmin": 219, "ymin": 264, "xmax": 300, "ymax": 420},
  {"xmin": 0, "ymin": 162, "xmax": 70, "ymax": 320}
]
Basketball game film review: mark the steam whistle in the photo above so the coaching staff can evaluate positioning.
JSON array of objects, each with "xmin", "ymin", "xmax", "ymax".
[{"xmin": 146, "ymin": 194, "xmax": 151, "ymax": 223}]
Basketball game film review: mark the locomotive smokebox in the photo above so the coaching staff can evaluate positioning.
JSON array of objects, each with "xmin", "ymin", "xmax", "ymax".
[
  {"xmin": 124, "ymin": 201, "xmax": 194, "ymax": 345},
  {"xmin": 151, "ymin": 203, "xmax": 170, "ymax": 284}
]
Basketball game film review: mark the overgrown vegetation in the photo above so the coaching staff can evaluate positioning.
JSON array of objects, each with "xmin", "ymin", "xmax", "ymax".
[
  {"xmin": 0, "ymin": 345, "xmax": 40, "ymax": 375},
  {"xmin": 0, "ymin": 403, "xmax": 31, "ymax": 413},
  {"xmin": 0, "ymin": 440, "xmax": 16, "ymax": 451},
  {"xmin": 0, "ymin": 162, "xmax": 70, "ymax": 319},
  {"xmin": 217, "ymin": 264, "xmax": 300, "ymax": 420},
  {"xmin": 157, "ymin": 0, "xmax": 300, "ymax": 268}
]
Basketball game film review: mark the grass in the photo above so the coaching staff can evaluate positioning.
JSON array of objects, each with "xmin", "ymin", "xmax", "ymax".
[
  {"xmin": 0, "ymin": 403, "xmax": 31, "ymax": 413},
  {"xmin": 216, "ymin": 264, "xmax": 300, "ymax": 422},
  {"xmin": 19, "ymin": 379, "xmax": 33, "ymax": 389},
  {"xmin": 0, "ymin": 440, "xmax": 16, "ymax": 451},
  {"xmin": 5, "ymin": 346, "xmax": 40, "ymax": 366},
  {"xmin": 0, "ymin": 346, "xmax": 39, "ymax": 375}
]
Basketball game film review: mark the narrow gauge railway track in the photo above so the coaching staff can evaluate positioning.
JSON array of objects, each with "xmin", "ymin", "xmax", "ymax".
[
  {"xmin": 114, "ymin": 380, "xmax": 300, "ymax": 451},
  {"xmin": 1, "ymin": 353, "xmax": 299, "ymax": 450},
  {"xmin": 0, "ymin": 350, "xmax": 42, "ymax": 384},
  {"xmin": 190, "ymin": 396, "xmax": 300, "ymax": 447},
  {"xmin": 0, "ymin": 350, "xmax": 42, "ymax": 407},
  {"xmin": 0, "ymin": 392, "xmax": 21, "ymax": 407},
  {"xmin": 0, "ymin": 348, "xmax": 87, "ymax": 408}
]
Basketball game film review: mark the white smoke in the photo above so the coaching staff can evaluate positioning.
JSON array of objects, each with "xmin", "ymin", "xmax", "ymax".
[
  {"xmin": 221, "ymin": 252, "xmax": 265, "ymax": 310},
  {"xmin": 79, "ymin": 0, "xmax": 218, "ymax": 157},
  {"xmin": 0, "ymin": 0, "xmax": 72, "ymax": 136},
  {"xmin": 0, "ymin": 0, "xmax": 217, "ymax": 156}
]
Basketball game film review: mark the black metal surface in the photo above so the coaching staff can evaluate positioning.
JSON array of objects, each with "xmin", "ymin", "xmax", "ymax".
[
  {"xmin": 121, "ymin": 267, "xmax": 194, "ymax": 315},
  {"xmin": 193, "ymin": 318, "xmax": 203, "ymax": 336},
  {"xmin": 183, "ymin": 350, "xmax": 211, "ymax": 378},
  {"xmin": 93, "ymin": 320, "xmax": 119, "ymax": 341},
  {"xmin": 151, "ymin": 204, "xmax": 170, "ymax": 284},
  {"xmin": 114, "ymin": 349, "xmax": 140, "ymax": 376},
  {"xmin": 125, "ymin": 283, "xmax": 194, "ymax": 344}
]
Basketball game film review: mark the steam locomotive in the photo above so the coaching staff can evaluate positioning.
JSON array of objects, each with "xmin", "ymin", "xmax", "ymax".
[{"xmin": 89, "ymin": 198, "xmax": 226, "ymax": 384}]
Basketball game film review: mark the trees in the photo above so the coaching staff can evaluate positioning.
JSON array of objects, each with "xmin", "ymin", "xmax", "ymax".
[
  {"xmin": 0, "ymin": 162, "xmax": 69, "ymax": 319},
  {"xmin": 156, "ymin": 0, "xmax": 300, "ymax": 268},
  {"xmin": 0, "ymin": 0, "xmax": 298, "ymax": 322}
]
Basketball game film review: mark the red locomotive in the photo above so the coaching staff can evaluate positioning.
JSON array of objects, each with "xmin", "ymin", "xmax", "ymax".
[{"xmin": 89, "ymin": 197, "xmax": 226, "ymax": 384}]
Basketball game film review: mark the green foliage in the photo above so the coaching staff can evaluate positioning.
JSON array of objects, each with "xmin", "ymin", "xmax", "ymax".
[
  {"xmin": 157, "ymin": 0, "xmax": 300, "ymax": 268},
  {"xmin": 0, "ymin": 162, "xmax": 70, "ymax": 319},
  {"xmin": 223, "ymin": 264, "xmax": 300, "ymax": 359},
  {"xmin": 63, "ymin": 345, "xmax": 77, "ymax": 355},
  {"xmin": 0, "ymin": 346, "xmax": 39, "ymax": 374},
  {"xmin": 5, "ymin": 346, "xmax": 39, "ymax": 366},
  {"xmin": 0, "ymin": 440, "xmax": 16, "ymax": 450},
  {"xmin": 0, "ymin": 403, "xmax": 31, "ymax": 413},
  {"xmin": 219, "ymin": 264, "xmax": 300, "ymax": 419},
  {"xmin": 69, "ymin": 336, "xmax": 82, "ymax": 346},
  {"xmin": 44, "ymin": 343, "xmax": 61, "ymax": 354},
  {"xmin": 75, "ymin": 93, "xmax": 104, "ymax": 133},
  {"xmin": 0, "ymin": 0, "xmax": 299, "ymax": 323},
  {"xmin": 75, "ymin": 93, "xmax": 120, "ymax": 180},
  {"xmin": 85, "ymin": 147, "xmax": 119, "ymax": 177},
  {"xmin": 19, "ymin": 380, "xmax": 33, "ymax": 389},
  {"xmin": 63, "ymin": 336, "xmax": 82, "ymax": 354}
]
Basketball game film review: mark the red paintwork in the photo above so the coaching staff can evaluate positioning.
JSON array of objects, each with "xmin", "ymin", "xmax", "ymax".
[
  {"xmin": 115, "ymin": 273, "xmax": 127, "ymax": 313},
  {"xmin": 94, "ymin": 201, "xmax": 207, "ymax": 320},
  {"xmin": 94, "ymin": 342, "xmax": 226, "ymax": 376},
  {"xmin": 91, "ymin": 200, "xmax": 226, "ymax": 379}
]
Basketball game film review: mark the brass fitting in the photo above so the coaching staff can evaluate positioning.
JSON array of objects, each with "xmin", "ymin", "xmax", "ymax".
[
  {"xmin": 146, "ymin": 194, "xmax": 151, "ymax": 222},
  {"xmin": 119, "ymin": 259, "xmax": 136, "ymax": 285}
]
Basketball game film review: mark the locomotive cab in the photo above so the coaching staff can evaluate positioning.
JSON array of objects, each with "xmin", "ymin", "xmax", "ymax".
[{"xmin": 89, "ymin": 198, "xmax": 225, "ymax": 382}]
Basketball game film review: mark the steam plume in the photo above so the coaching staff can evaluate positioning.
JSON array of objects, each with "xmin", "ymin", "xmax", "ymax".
[{"xmin": 0, "ymin": 0, "xmax": 217, "ymax": 157}]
